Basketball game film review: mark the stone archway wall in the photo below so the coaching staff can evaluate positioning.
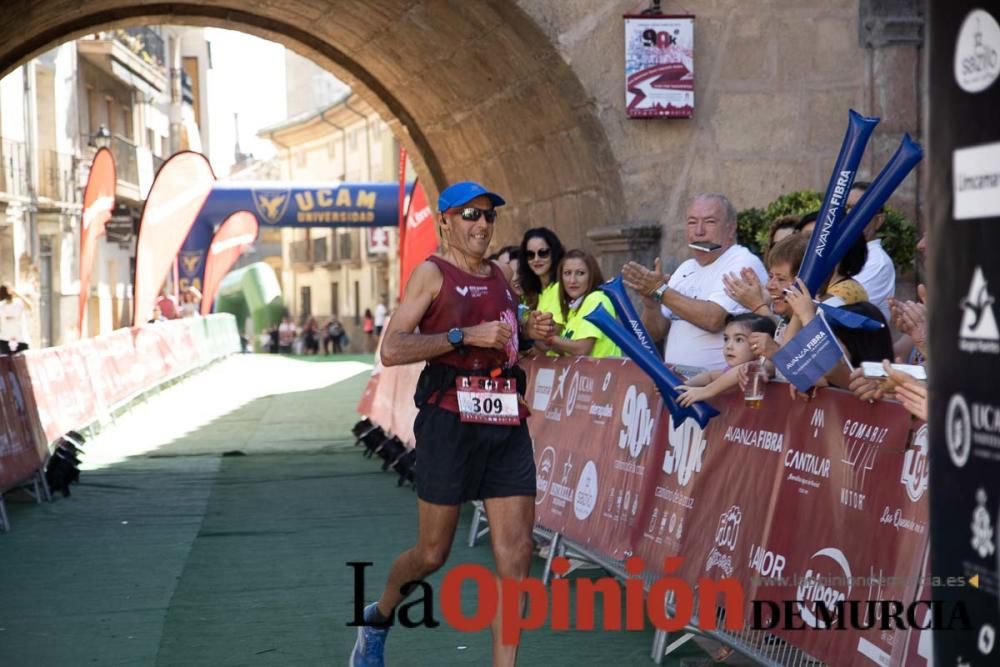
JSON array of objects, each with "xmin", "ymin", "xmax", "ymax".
[
  {"xmin": 1, "ymin": 1, "xmax": 922, "ymax": 269},
  {"xmin": 0, "ymin": 0, "xmax": 626, "ymax": 251}
]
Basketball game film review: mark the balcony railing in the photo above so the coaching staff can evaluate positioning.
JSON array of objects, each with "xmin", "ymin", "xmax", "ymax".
[
  {"xmin": 313, "ymin": 236, "xmax": 328, "ymax": 263},
  {"xmin": 113, "ymin": 27, "xmax": 165, "ymax": 69},
  {"xmin": 0, "ymin": 138, "xmax": 28, "ymax": 196},
  {"xmin": 37, "ymin": 149, "xmax": 77, "ymax": 202},
  {"xmin": 290, "ymin": 239, "xmax": 310, "ymax": 265},
  {"xmin": 331, "ymin": 231, "xmax": 361, "ymax": 263},
  {"xmin": 112, "ymin": 135, "xmax": 139, "ymax": 187}
]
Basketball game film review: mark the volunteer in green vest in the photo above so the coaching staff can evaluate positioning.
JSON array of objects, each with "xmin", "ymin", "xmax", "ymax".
[
  {"xmin": 545, "ymin": 249, "xmax": 622, "ymax": 358},
  {"xmin": 517, "ymin": 227, "xmax": 565, "ymax": 324}
]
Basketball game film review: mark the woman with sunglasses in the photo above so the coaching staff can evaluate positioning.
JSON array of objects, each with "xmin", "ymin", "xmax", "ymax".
[
  {"xmin": 517, "ymin": 227, "xmax": 566, "ymax": 325},
  {"xmin": 544, "ymin": 250, "xmax": 622, "ymax": 358}
]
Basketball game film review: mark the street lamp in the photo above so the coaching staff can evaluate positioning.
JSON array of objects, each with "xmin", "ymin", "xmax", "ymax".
[{"xmin": 88, "ymin": 124, "xmax": 112, "ymax": 150}]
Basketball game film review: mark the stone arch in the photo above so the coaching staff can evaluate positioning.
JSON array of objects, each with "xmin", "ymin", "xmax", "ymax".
[{"xmin": 0, "ymin": 1, "xmax": 624, "ymax": 250}]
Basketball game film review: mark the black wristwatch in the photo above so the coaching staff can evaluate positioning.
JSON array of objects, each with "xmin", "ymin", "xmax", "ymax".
[{"xmin": 447, "ymin": 327, "xmax": 464, "ymax": 349}]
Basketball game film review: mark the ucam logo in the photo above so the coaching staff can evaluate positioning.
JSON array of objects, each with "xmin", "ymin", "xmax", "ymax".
[
  {"xmin": 663, "ymin": 415, "xmax": 707, "ymax": 488},
  {"xmin": 618, "ymin": 384, "xmax": 655, "ymax": 458},
  {"xmin": 532, "ymin": 369, "xmax": 555, "ymax": 411},
  {"xmin": 901, "ymin": 424, "xmax": 929, "ymax": 502},
  {"xmin": 959, "ymin": 266, "xmax": 1000, "ymax": 354},
  {"xmin": 565, "ymin": 372, "xmax": 594, "ymax": 417},
  {"xmin": 796, "ymin": 548, "xmax": 853, "ymax": 629}
]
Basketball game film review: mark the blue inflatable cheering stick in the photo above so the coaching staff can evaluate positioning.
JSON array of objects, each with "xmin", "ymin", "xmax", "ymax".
[
  {"xmin": 585, "ymin": 302, "xmax": 718, "ymax": 429},
  {"xmin": 828, "ymin": 133, "xmax": 923, "ymax": 262},
  {"xmin": 599, "ymin": 274, "xmax": 660, "ymax": 356},
  {"xmin": 798, "ymin": 109, "xmax": 880, "ymax": 296},
  {"xmin": 599, "ymin": 275, "xmax": 685, "ymax": 415}
]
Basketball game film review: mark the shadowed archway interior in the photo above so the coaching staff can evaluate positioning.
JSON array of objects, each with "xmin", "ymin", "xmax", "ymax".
[{"xmin": 0, "ymin": 0, "xmax": 625, "ymax": 249}]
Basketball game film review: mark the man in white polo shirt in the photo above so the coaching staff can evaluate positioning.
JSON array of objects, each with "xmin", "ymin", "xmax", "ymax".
[
  {"xmin": 622, "ymin": 193, "xmax": 768, "ymax": 372},
  {"xmin": 847, "ymin": 181, "xmax": 896, "ymax": 321}
]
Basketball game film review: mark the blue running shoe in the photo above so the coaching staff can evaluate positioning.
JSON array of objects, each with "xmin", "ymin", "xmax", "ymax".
[{"xmin": 350, "ymin": 602, "xmax": 390, "ymax": 667}]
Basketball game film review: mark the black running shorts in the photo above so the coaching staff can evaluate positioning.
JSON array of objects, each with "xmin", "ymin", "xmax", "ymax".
[{"xmin": 413, "ymin": 404, "xmax": 536, "ymax": 506}]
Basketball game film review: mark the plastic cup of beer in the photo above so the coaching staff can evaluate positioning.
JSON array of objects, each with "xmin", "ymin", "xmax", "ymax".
[{"xmin": 744, "ymin": 358, "xmax": 765, "ymax": 408}]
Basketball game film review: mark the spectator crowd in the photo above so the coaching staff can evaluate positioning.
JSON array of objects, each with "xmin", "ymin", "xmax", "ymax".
[{"xmin": 482, "ymin": 187, "xmax": 928, "ymax": 421}]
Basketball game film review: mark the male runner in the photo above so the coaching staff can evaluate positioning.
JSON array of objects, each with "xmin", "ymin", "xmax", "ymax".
[{"xmin": 350, "ymin": 181, "xmax": 554, "ymax": 667}]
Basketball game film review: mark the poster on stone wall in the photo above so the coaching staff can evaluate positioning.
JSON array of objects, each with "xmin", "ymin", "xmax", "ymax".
[
  {"xmin": 624, "ymin": 14, "xmax": 694, "ymax": 118},
  {"xmin": 929, "ymin": 1, "xmax": 1000, "ymax": 665}
]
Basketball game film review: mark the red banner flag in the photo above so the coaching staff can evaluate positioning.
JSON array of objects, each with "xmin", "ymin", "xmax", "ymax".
[
  {"xmin": 132, "ymin": 152, "xmax": 215, "ymax": 325},
  {"xmin": 200, "ymin": 211, "xmax": 259, "ymax": 315},
  {"xmin": 78, "ymin": 148, "xmax": 116, "ymax": 337},
  {"xmin": 399, "ymin": 179, "xmax": 436, "ymax": 293}
]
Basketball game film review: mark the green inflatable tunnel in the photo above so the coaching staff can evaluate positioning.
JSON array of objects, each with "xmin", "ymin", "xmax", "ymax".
[{"xmin": 214, "ymin": 262, "xmax": 284, "ymax": 349}]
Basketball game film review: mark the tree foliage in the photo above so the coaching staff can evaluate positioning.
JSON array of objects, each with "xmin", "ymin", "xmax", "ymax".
[{"xmin": 736, "ymin": 190, "xmax": 918, "ymax": 270}]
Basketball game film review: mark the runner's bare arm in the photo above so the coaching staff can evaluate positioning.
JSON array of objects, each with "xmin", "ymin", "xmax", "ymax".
[
  {"xmin": 379, "ymin": 261, "xmax": 448, "ymax": 366},
  {"xmin": 379, "ymin": 261, "xmax": 513, "ymax": 366}
]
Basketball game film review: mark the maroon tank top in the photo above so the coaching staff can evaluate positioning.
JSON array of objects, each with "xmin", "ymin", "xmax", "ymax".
[
  {"xmin": 419, "ymin": 255, "xmax": 523, "ymax": 414},
  {"xmin": 421, "ymin": 255, "xmax": 520, "ymax": 370}
]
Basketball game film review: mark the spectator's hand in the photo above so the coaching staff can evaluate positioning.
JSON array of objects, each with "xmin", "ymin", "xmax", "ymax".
[
  {"xmin": 723, "ymin": 270, "xmax": 768, "ymax": 311},
  {"xmin": 891, "ymin": 298, "xmax": 927, "ymax": 354},
  {"xmin": 894, "ymin": 378, "xmax": 928, "ymax": 421},
  {"xmin": 465, "ymin": 320, "xmax": 513, "ymax": 350},
  {"xmin": 748, "ymin": 332, "xmax": 778, "ymax": 360},
  {"xmin": 848, "ymin": 367, "xmax": 883, "ymax": 402},
  {"xmin": 524, "ymin": 311, "xmax": 555, "ymax": 341},
  {"xmin": 622, "ymin": 258, "xmax": 670, "ymax": 304},
  {"xmin": 737, "ymin": 363, "xmax": 750, "ymax": 392},
  {"xmin": 788, "ymin": 384, "xmax": 817, "ymax": 401},
  {"xmin": 676, "ymin": 385, "xmax": 709, "ymax": 408},
  {"xmin": 785, "ymin": 278, "xmax": 815, "ymax": 323}
]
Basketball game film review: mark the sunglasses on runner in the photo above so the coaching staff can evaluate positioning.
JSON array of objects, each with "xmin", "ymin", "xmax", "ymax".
[
  {"xmin": 525, "ymin": 248, "xmax": 551, "ymax": 261},
  {"xmin": 454, "ymin": 207, "xmax": 497, "ymax": 223}
]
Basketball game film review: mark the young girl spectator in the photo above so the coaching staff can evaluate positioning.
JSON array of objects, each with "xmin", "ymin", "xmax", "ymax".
[
  {"xmin": 517, "ymin": 227, "xmax": 566, "ymax": 324},
  {"xmin": 676, "ymin": 313, "xmax": 776, "ymax": 406},
  {"xmin": 543, "ymin": 250, "xmax": 621, "ymax": 358},
  {"xmin": 362, "ymin": 308, "xmax": 375, "ymax": 352}
]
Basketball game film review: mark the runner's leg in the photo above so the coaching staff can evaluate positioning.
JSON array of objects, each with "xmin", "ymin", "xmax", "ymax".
[
  {"xmin": 483, "ymin": 495, "xmax": 535, "ymax": 667},
  {"xmin": 375, "ymin": 499, "xmax": 461, "ymax": 617}
]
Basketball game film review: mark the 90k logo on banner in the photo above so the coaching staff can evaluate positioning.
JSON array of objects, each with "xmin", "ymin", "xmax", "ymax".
[{"xmin": 663, "ymin": 416, "xmax": 707, "ymax": 487}]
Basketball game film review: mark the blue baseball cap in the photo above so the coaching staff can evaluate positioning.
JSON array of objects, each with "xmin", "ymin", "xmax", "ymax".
[{"xmin": 437, "ymin": 181, "xmax": 506, "ymax": 212}]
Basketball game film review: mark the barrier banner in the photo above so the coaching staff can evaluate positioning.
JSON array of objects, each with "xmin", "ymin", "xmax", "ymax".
[
  {"xmin": 357, "ymin": 355, "xmax": 927, "ymax": 664},
  {"xmin": 20, "ymin": 315, "xmax": 238, "ymax": 447},
  {"xmin": 526, "ymin": 356, "xmax": 663, "ymax": 559},
  {"xmin": 0, "ymin": 357, "xmax": 45, "ymax": 493},
  {"xmin": 522, "ymin": 357, "xmax": 925, "ymax": 665},
  {"xmin": 356, "ymin": 372, "xmax": 381, "ymax": 421}
]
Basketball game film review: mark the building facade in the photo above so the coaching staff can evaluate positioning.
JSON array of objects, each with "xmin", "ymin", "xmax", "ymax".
[
  {"xmin": 258, "ymin": 91, "xmax": 406, "ymax": 351},
  {"xmin": 0, "ymin": 26, "xmax": 211, "ymax": 347}
]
